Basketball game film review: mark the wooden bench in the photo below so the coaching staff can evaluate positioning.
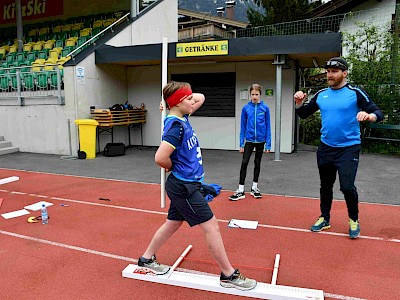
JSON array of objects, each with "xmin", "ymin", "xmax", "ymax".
[
  {"xmin": 90, "ymin": 108, "xmax": 147, "ymax": 152},
  {"xmin": 362, "ymin": 123, "xmax": 400, "ymax": 153}
]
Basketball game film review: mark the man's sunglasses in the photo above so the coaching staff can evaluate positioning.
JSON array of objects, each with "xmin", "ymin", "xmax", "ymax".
[{"xmin": 325, "ymin": 60, "xmax": 347, "ymax": 70}]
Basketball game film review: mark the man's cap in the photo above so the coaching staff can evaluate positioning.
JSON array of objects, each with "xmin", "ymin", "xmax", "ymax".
[{"xmin": 324, "ymin": 57, "xmax": 348, "ymax": 70}]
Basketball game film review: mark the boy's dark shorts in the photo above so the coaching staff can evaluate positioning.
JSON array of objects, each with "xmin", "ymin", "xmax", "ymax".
[{"xmin": 166, "ymin": 174, "xmax": 214, "ymax": 227}]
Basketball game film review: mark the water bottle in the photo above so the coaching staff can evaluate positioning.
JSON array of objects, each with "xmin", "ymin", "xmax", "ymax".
[{"xmin": 41, "ymin": 204, "xmax": 48, "ymax": 224}]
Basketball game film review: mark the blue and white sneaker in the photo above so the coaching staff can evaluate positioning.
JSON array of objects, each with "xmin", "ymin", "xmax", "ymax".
[
  {"xmin": 310, "ymin": 217, "xmax": 331, "ymax": 232},
  {"xmin": 349, "ymin": 219, "xmax": 360, "ymax": 239}
]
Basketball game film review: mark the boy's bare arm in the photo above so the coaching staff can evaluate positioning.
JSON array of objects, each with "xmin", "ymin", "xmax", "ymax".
[
  {"xmin": 191, "ymin": 93, "xmax": 205, "ymax": 113},
  {"xmin": 155, "ymin": 141, "xmax": 175, "ymax": 170}
]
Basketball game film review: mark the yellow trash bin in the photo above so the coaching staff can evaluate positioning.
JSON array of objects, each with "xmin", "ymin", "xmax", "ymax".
[{"xmin": 74, "ymin": 119, "xmax": 99, "ymax": 159}]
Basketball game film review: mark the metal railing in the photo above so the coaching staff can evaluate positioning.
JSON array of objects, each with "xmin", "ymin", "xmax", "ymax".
[
  {"xmin": 236, "ymin": 7, "xmax": 394, "ymax": 38},
  {"xmin": 67, "ymin": 12, "xmax": 130, "ymax": 60},
  {"xmin": 0, "ymin": 64, "xmax": 64, "ymax": 105}
]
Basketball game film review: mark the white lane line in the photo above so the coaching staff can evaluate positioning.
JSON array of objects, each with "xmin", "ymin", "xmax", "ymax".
[
  {"xmin": 0, "ymin": 167, "xmax": 159, "ymax": 186},
  {"xmin": 29, "ymin": 194, "xmax": 48, "ymax": 198},
  {"xmin": 50, "ymin": 196, "xmax": 167, "ymax": 216},
  {"xmin": 1, "ymin": 190, "xmax": 399, "ymax": 243},
  {"xmin": 0, "ymin": 229, "xmax": 365, "ymax": 300},
  {"xmin": 324, "ymin": 293, "xmax": 366, "ymax": 300}
]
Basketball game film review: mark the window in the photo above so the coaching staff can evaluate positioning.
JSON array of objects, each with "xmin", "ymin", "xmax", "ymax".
[{"xmin": 171, "ymin": 72, "xmax": 235, "ymax": 117}]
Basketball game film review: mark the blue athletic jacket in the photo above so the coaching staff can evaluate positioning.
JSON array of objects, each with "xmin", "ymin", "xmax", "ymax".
[{"xmin": 240, "ymin": 101, "xmax": 272, "ymax": 150}]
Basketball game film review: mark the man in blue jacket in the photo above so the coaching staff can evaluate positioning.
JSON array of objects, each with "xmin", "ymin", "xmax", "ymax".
[
  {"xmin": 230, "ymin": 84, "xmax": 272, "ymax": 201},
  {"xmin": 294, "ymin": 57, "xmax": 384, "ymax": 239}
]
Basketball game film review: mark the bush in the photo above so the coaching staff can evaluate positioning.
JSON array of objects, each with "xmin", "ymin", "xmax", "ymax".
[{"xmin": 299, "ymin": 111, "xmax": 321, "ymax": 146}]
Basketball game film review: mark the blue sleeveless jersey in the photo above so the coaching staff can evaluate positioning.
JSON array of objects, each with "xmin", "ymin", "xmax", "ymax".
[{"xmin": 162, "ymin": 115, "xmax": 204, "ymax": 182}]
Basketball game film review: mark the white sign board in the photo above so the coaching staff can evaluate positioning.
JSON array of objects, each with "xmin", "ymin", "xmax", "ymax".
[{"xmin": 76, "ymin": 66, "xmax": 85, "ymax": 84}]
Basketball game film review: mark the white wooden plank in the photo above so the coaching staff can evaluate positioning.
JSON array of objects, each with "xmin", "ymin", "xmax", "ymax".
[
  {"xmin": 0, "ymin": 176, "xmax": 19, "ymax": 185},
  {"xmin": 122, "ymin": 264, "xmax": 324, "ymax": 300}
]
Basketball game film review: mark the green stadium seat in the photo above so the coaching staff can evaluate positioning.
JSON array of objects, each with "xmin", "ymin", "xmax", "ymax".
[
  {"xmin": 92, "ymin": 27, "xmax": 103, "ymax": 37},
  {"xmin": 55, "ymin": 40, "xmax": 64, "ymax": 49},
  {"xmin": 16, "ymin": 52, "xmax": 26, "ymax": 64},
  {"xmin": 37, "ymin": 50, "xmax": 48, "ymax": 60},
  {"xmin": 19, "ymin": 63, "xmax": 30, "ymax": 73},
  {"xmin": 8, "ymin": 62, "xmax": 18, "ymax": 74},
  {"xmin": 9, "ymin": 73, "xmax": 20, "ymax": 90},
  {"xmin": 0, "ymin": 74, "xmax": 10, "ymax": 91},
  {"xmin": 36, "ymin": 72, "xmax": 49, "ymax": 89},
  {"xmin": 25, "ymin": 51, "xmax": 37, "ymax": 64},
  {"xmin": 5, "ymin": 53, "xmax": 16, "ymax": 64},
  {"xmin": 49, "ymin": 70, "xmax": 63, "ymax": 88},
  {"xmin": 21, "ymin": 72, "xmax": 36, "ymax": 90},
  {"xmin": 47, "ymin": 33, "xmax": 59, "ymax": 41},
  {"xmin": 0, "ymin": 67, "xmax": 7, "ymax": 75},
  {"xmin": 61, "ymin": 46, "xmax": 74, "ymax": 58},
  {"xmin": 77, "ymin": 36, "xmax": 89, "ymax": 48},
  {"xmin": 22, "ymin": 72, "xmax": 36, "ymax": 90},
  {"xmin": 70, "ymin": 30, "xmax": 80, "ymax": 38}
]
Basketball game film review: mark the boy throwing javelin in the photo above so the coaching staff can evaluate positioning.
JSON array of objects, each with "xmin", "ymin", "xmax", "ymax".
[{"xmin": 138, "ymin": 81, "xmax": 257, "ymax": 291}]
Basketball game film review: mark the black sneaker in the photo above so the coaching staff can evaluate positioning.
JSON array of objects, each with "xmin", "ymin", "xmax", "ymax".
[
  {"xmin": 220, "ymin": 269, "xmax": 257, "ymax": 291},
  {"xmin": 138, "ymin": 255, "xmax": 170, "ymax": 275},
  {"xmin": 250, "ymin": 188, "xmax": 262, "ymax": 198},
  {"xmin": 229, "ymin": 190, "xmax": 245, "ymax": 201}
]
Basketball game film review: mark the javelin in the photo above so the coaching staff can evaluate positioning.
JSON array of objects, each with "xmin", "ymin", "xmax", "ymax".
[{"xmin": 160, "ymin": 36, "xmax": 168, "ymax": 208}]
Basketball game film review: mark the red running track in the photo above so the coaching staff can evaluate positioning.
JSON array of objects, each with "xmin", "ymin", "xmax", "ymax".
[{"xmin": 0, "ymin": 169, "xmax": 399, "ymax": 300}]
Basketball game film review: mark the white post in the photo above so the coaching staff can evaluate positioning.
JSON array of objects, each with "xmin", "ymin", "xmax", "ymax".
[
  {"xmin": 161, "ymin": 36, "xmax": 168, "ymax": 208},
  {"xmin": 271, "ymin": 254, "xmax": 280, "ymax": 285},
  {"xmin": 273, "ymin": 55, "xmax": 284, "ymax": 161}
]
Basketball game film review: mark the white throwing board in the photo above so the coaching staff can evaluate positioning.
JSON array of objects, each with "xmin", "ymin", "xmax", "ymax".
[{"xmin": 122, "ymin": 264, "xmax": 324, "ymax": 300}]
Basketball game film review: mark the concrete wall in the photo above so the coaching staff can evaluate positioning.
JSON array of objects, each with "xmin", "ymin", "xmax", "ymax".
[{"xmin": 107, "ymin": 0, "xmax": 178, "ymax": 46}]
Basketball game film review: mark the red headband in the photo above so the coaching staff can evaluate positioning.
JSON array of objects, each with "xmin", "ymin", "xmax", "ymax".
[{"xmin": 166, "ymin": 87, "xmax": 192, "ymax": 108}]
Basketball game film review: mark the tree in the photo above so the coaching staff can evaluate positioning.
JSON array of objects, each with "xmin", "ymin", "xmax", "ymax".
[
  {"xmin": 247, "ymin": 0, "xmax": 321, "ymax": 26},
  {"xmin": 343, "ymin": 21, "xmax": 392, "ymax": 86},
  {"xmin": 343, "ymin": 21, "xmax": 398, "ymax": 123}
]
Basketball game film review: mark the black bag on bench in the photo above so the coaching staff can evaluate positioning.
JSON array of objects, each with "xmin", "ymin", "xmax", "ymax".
[{"xmin": 103, "ymin": 143, "xmax": 126, "ymax": 157}]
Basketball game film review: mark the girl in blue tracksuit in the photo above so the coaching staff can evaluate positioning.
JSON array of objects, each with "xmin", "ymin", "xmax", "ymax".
[{"xmin": 229, "ymin": 84, "xmax": 272, "ymax": 201}]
